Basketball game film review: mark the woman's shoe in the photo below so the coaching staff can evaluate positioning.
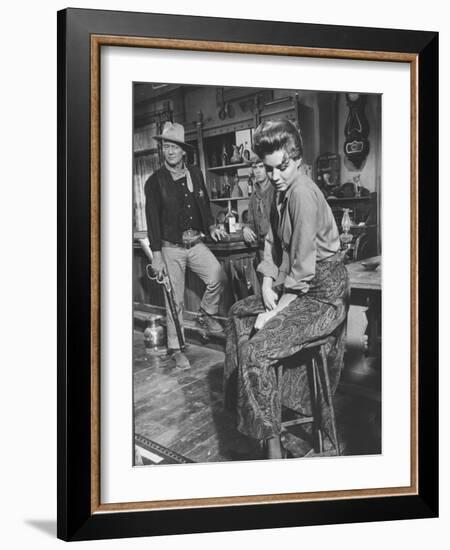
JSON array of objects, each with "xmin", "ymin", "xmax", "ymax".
[
  {"xmin": 261, "ymin": 437, "xmax": 293, "ymax": 459},
  {"xmin": 281, "ymin": 445, "xmax": 294, "ymax": 459}
]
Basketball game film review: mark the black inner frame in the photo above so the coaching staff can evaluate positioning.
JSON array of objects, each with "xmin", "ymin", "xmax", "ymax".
[{"xmin": 57, "ymin": 8, "xmax": 438, "ymax": 541}]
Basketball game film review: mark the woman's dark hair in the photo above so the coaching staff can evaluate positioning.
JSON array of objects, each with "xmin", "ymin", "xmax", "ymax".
[{"xmin": 253, "ymin": 119, "xmax": 303, "ymax": 161}]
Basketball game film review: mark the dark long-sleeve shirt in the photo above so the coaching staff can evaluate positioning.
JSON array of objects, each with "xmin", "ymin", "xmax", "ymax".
[{"xmin": 144, "ymin": 164, "xmax": 214, "ymax": 251}]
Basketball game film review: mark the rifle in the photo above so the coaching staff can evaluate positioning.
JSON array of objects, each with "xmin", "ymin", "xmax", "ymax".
[{"xmin": 139, "ymin": 238, "xmax": 186, "ymax": 351}]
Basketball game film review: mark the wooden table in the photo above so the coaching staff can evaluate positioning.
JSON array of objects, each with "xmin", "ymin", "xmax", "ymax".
[
  {"xmin": 346, "ymin": 256, "xmax": 381, "ymax": 357},
  {"xmin": 346, "ymin": 255, "xmax": 381, "ymax": 291}
]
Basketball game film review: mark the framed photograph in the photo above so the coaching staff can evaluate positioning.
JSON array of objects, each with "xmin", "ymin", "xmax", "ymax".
[{"xmin": 57, "ymin": 8, "xmax": 438, "ymax": 541}]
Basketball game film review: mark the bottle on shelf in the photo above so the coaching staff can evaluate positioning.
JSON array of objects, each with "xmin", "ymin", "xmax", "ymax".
[
  {"xmin": 223, "ymin": 174, "xmax": 231, "ymax": 198},
  {"xmin": 221, "ymin": 144, "xmax": 229, "ymax": 166},
  {"xmin": 247, "ymin": 175, "xmax": 254, "ymax": 196},
  {"xmin": 242, "ymin": 141, "xmax": 251, "ymax": 161},
  {"xmin": 225, "ymin": 204, "xmax": 237, "ymax": 234},
  {"xmin": 231, "ymin": 175, "xmax": 243, "ymax": 198},
  {"xmin": 340, "ymin": 208, "xmax": 353, "ymax": 258},
  {"xmin": 341, "ymin": 208, "xmax": 352, "ymax": 234},
  {"xmin": 352, "ymin": 174, "xmax": 361, "ymax": 198}
]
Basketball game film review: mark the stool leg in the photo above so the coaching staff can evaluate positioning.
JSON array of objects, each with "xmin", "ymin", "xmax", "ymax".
[
  {"xmin": 277, "ymin": 364, "xmax": 283, "ymax": 430},
  {"xmin": 320, "ymin": 344, "xmax": 341, "ymax": 456},
  {"xmin": 277, "ymin": 364, "xmax": 283, "ymax": 393},
  {"xmin": 311, "ymin": 355, "xmax": 324, "ymax": 454}
]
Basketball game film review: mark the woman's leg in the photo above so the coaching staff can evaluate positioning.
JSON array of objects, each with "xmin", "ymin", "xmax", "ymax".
[
  {"xmin": 235, "ymin": 322, "xmax": 284, "ymax": 441},
  {"xmin": 235, "ymin": 293, "xmax": 342, "ymax": 441},
  {"xmin": 236, "ymin": 261, "xmax": 349, "ymax": 441},
  {"xmin": 223, "ymin": 295, "xmax": 265, "ymax": 412},
  {"xmin": 225, "ymin": 305, "xmax": 285, "ymax": 459}
]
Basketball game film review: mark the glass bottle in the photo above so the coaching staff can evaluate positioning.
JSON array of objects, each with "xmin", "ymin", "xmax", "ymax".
[
  {"xmin": 340, "ymin": 208, "xmax": 353, "ymax": 256},
  {"xmin": 247, "ymin": 175, "xmax": 254, "ymax": 196},
  {"xmin": 242, "ymin": 141, "xmax": 251, "ymax": 161},
  {"xmin": 221, "ymin": 144, "xmax": 228, "ymax": 166},
  {"xmin": 231, "ymin": 175, "xmax": 243, "ymax": 198},
  {"xmin": 223, "ymin": 174, "xmax": 231, "ymax": 198},
  {"xmin": 341, "ymin": 208, "xmax": 352, "ymax": 234},
  {"xmin": 353, "ymin": 174, "xmax": 361, "ymax": 198},
  {"xmin": 210, "ymin": 178, "xmax": 218, "ymax": 199},
  {"xmin": 225, "ymin": 204, "xmax": 237, "ymax": 233}
]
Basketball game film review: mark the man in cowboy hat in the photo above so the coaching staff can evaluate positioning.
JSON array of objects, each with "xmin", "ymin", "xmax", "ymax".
[{"xmin": 144, "ymin": 122, "xmax": 227, "ymax": 370}]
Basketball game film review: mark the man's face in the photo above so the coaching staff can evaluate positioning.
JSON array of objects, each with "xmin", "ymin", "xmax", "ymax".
[
  {"xmin": 162, "ymin": 140, "xmax": 184, "ymax": 167},
  {"xmin": 252, "ymin": 162, "xmax": 267, "ymax": 184}
]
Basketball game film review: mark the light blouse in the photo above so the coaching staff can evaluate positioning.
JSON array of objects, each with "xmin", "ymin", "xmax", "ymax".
[{"xmin": 257, "ymin": 173, "xmax": 340, "ymax": 293}]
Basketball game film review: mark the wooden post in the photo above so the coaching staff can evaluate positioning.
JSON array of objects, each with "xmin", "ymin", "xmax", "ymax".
[{"xmin": 196, "ymin": 111, "xmax": 208, "ymax": 185}]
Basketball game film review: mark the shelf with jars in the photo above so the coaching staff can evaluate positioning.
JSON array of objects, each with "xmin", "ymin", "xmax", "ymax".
[{"xmin": 209, "ymin": 173, "xmax": 253, "ymax": 234}]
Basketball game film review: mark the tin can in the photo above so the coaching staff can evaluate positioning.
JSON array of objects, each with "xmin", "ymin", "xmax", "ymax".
[{"xmin": 143, "ymin": 314, "xmax": 166, "ymax": 355}]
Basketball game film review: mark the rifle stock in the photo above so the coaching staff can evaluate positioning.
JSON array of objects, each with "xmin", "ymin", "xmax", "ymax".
[{"xmin": 139, "ymin": 238, "xmax": 186, "ymax": 351}]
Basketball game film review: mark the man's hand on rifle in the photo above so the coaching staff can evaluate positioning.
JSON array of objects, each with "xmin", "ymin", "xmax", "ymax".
[{"xmin": 151, "ymin": 251, "xmax": 167, "ymax": 278}]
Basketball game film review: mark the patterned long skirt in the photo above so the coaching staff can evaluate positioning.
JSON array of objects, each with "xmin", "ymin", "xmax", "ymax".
[{"xmin": 224, "ymin": 255, "xmax": 349, "ymax": 441}]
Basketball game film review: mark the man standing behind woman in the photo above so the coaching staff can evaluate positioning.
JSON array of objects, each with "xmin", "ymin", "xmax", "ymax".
[{"xmin": 242, "ymin": 154, "xmax": 274, "ymax": 251}]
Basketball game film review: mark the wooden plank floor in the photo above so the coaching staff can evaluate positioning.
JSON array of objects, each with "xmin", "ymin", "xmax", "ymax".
[{"xmin": 134, "ymin": 330, "xmax": 381, "ymax": 464}]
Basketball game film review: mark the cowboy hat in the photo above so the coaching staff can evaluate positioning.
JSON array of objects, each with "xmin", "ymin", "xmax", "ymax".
[{"xmin": 153, "ymin": 122, "xmax": 193, "ymax": 150}]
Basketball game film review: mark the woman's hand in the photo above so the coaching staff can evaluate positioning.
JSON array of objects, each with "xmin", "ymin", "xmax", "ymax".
[
  {"xmin": 262, "ymin": 278, "xmax": 278, "ymax": 311},
  {"xmin": 242, "ymin": 226, "xmax": 257, "ymax": 244},
  {"xmin": 254, "ymin": 310, "xmax": 277, "ymax": 331}
]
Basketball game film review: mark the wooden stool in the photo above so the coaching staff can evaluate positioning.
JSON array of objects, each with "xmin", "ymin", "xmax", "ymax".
[{"xmin": 277, "ymin": 331, "xmax": 343, "ymax": 456}]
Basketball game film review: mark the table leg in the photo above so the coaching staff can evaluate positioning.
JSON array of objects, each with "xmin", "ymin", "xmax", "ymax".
[{"xmin": 365, "ymin": 293, "xmax": 381, "ymax": 357}]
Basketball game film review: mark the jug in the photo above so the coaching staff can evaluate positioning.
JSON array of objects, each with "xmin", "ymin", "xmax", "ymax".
[
  {"xmin": 230, "ymin": 144, "xmax": 243, "ymax": 164},
  {"xmin": 143, "ymin": 314, "xmax": 166, "ymax": 354}
]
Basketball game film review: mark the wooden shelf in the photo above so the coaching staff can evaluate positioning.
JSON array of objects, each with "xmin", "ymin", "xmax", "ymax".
[
  {"xmin": 210, "ymin": 197, "xmax": 250, "ymax": 202},
  {"xmin": 208, "ymin": 163, "xmax": 249, "ymax": 173}
]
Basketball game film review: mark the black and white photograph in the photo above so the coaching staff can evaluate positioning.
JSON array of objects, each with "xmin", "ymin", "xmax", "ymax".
[
  {"xmin": 132, "ymin": 83, "xmax": 382, "ymax": 466},
  {"xmin": 0, "ymin": 0, "xmax": 445, "ymax": 544}
]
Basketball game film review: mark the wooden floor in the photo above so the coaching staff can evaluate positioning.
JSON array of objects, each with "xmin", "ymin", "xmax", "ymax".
[{"xmin": 133, "ymin": 328, "xmax": 381, "ymax": 464}]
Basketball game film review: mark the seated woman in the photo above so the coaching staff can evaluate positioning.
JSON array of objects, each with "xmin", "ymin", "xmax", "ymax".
[{"xmin": 224, "ymin": 119, "xmax": 349, "ymax": 459}]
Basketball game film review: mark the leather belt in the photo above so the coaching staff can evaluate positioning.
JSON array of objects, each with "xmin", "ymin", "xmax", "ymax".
[
  {"xmin": 162, "ymin": 233, "xmax": 203, "ymax": 250},
  {"xmin": 182, "ymin": 229, "xmax": 201, "ymax": 239}
]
